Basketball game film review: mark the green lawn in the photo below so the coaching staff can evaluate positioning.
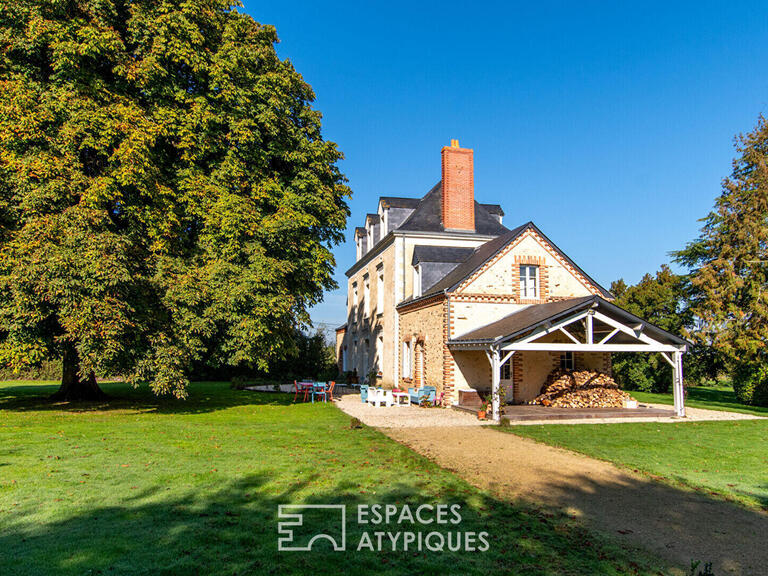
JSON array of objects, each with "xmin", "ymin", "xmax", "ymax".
[
  {"xmin": 0, "ymin": 381, "xmax": 668, "ymax": 575},
  {"xmin": 505, "ymin": 420, "xmax": 768, "ymax": 512},
  {"xmin": 631, "ymin": 384, "xmax": 768, "ymax": 416}
]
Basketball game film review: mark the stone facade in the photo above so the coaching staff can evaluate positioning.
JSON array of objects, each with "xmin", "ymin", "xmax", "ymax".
[{"xmin": 338, "ymin": 141, "xmax": 614, "ymax": 404}]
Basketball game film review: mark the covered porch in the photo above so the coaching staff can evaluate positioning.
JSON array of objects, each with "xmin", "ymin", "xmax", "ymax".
[{"xmin": 448, "ymin": 296, "xmax": 690, "ymax": 421}]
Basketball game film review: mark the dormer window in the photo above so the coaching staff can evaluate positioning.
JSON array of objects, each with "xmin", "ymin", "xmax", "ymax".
[
  {"xmin": 413, "ymin": 265, "xmax": 422, "ymax": 298},
  {"xmin": 519, "ymin": 265, "xmax": 539, "ymax": 299}
]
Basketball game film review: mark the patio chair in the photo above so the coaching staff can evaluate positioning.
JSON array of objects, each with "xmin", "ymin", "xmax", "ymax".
[
  {"xmin": 360, "ymin": 384, "xmax": 369, "ymax": 403},
  {"xmin": 408, "ymin": 386, "xmax": 436, "ymax": 405},
  {"xmin": 294, "ymin": 380, "xmax": 313, "ymax": 402},
  {"xmin": 314, "ymin": 381, "xmax": 335, "ymax": 403}
]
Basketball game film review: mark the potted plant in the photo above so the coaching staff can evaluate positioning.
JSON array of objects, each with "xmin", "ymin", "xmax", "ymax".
[{"xmin": 478, "ymin": 398, "xmax": 490, "ymax": 420}]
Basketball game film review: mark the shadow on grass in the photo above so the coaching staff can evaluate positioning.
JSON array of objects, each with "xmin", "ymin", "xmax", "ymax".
[
  {"xmin": 0, "ymin": 470, "xmax": 671, "ymax": 576},
  {"xmin": 0, "ymin": 381, "xmax": 295, "ymax": 415}
]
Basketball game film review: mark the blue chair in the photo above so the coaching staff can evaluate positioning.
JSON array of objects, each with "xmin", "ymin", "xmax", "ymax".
[
  {"xmin": 408, "ymin": 386, "xmax": 436, "ymax": 404},
  {"xmin": 311, "ymin": 382, "xmax": 326, "ymax": 403},
  {"xmin": 360, "ymin": 384, "xmax": 369, "ymax": 403}
]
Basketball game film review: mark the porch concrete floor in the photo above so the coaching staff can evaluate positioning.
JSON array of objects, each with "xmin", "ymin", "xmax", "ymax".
[{"xmin": 501, "ymin": 404, "xmax": 674, "ymax": 421}]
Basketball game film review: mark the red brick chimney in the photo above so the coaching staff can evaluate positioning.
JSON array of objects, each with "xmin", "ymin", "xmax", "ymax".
[{"xmin": 441, "ymin": 139, "xmax": 475, "ymax": 231}]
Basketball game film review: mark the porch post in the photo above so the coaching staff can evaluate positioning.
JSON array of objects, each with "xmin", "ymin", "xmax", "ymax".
[
  {"xmin": 673, "ymin": 350, "xmax": 685, "ymax": 418},
  {"xmin": 491, "ymin": 347, "xmax": 501, "ymax": 421}
]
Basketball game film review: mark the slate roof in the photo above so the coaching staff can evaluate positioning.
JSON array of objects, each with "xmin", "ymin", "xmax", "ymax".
[
  {"xmin": 366, "ymin": 213, "xmax": 380, "ymax": 223},
  {"xmin": 419, "ymin": 222, "xmax": 613, "ymax": 299},
  {"xmin": 395, "ymin": 182, "xmax": 509, "ymax": 236},
  {"xmin": 379, "ymin": 197, "xmax": 421, "ymax": 209},
  {"xmin": 412, "ymin": 246, "xmax": 475, "ymax": 266},
  {"xmin": 449, "ymin": 295, "xmax": 690, "ymax": 347},
  {"xmin": 480, "ymin": 203, "xmax": 504, "ymax": 216},
  {"xmin": 354, "ymin": 227, "xmax": 366, "ymax": 237}
]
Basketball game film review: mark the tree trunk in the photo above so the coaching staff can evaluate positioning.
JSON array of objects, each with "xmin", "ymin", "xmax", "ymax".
[{"xmin": 50, "ymin": 343, "xmax": 107, "ymax": 401}]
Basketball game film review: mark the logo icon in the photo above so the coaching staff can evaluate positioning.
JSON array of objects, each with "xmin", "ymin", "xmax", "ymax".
[{"xmin": 277, "ymin": 504, "xmax": 346, "ymax": 551}]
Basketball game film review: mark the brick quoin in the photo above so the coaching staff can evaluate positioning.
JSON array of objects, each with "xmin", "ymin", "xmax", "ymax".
[{"xmin": 441, "ymin": 140, "xmax": 475, "ymax": 231}]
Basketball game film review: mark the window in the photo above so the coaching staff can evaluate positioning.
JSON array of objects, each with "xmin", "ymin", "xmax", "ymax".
[
  {"xmin": 519, "ymin": 265, "xmax": 539, "ymax": 299},
  {"xmin": 352, "ymin": 283, "xmax": 358, "ymax": 321},
  {"xmin": 413, "ymin": 265, "xmax": 422, "ymax": 298},
  {"xmin": 342, "ymin": 345, "xmax": 348, "ymax": 372},
  {"xmin": 376, "ymin": 267, "xmax": 384, "ymax": 314},
  {"xmin": 560, "ymin": 351, "xmax": 574, "ymax": 370},
  {"xmin": 403, "ymin": 340, "xmax": 412, "ymax": 378},
  {"xmin": 363, "ymin": 275, "xmax": 370, "ymax": 317},
  {"xmin": 376, "ymin": 335, "xmax": 384, "ymax": 372},
  {"xmin": 501, "ymin": 359, "xmax": 512, "ymax": 380}
]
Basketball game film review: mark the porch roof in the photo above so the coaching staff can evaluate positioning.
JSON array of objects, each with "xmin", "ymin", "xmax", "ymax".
[{"xmin": 447, "ymin": 295, "xmax": 690, "ymax": 351}]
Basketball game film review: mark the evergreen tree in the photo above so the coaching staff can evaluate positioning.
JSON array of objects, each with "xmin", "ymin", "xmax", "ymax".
[
  {"xmin": 0, "ymin": 0, "xmax": 350, "ymax": 399},
  {"xmin": 675, "ymin": 116, "xmax": 768, "ymax": 405}
]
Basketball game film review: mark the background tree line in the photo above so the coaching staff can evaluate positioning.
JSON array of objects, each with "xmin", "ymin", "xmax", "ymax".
[{"xmin": 612, "ymin": 115, "xmax": 768, "ymax": 406}]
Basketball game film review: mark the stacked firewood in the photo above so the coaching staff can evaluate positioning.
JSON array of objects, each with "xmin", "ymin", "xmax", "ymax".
[{"xmin": 529, "ymin": 369, "xmax": 635, "ymax": 408}]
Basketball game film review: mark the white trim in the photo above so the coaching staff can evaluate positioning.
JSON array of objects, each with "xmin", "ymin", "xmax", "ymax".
[
  {"xmin": 501, "ymin": 343, "xmax": 682, "ymax": 352},
  {"xmin": 598, "ymin": 327, "xmax": 620, "ymax": 344},
  {"xmin": 516, "ymin": 311, "xmax": 591, "ymax": 344}
]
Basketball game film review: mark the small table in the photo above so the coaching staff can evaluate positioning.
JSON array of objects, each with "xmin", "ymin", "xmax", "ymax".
[
  {"xmin": 391, "ymin": 391, "xmax": 409, "ymax": 407},
  {"xmin": 368, "ymin": 388, "xmax": 392, "ymax": 407}
]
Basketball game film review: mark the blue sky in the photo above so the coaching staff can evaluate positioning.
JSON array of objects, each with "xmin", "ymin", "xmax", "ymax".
[{"xmin": 243, "ymin": 0, "xmax": 768, "ymax": 331}]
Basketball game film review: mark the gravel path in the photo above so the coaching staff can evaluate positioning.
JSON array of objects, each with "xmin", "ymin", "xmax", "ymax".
[
  {"xmin": 335, "ymin": 393, "xmax": 493, "ymax": 427},
  {"xmin": 386, "ymin": 426, "xmax": 768, "ymax": 576},
  {"xmin": 334, "ymin": 392, "xmax": 767, "ymax": 574}
]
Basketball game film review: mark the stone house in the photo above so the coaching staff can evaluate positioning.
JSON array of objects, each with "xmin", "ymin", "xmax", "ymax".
[{"xmin": 335, "ymin": 141, "xmax": 688, "ymax": 416}]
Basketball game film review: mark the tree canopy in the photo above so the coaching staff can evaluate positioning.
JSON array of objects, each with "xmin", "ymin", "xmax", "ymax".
[
  {"xmin": 0, "ymin": 0, "xmax": 350, "ymax": 399},
  {"xmin": 675, "ymin": 116, "xmax": 768, "ymax": 405},
  {"xmin": 610, "ymin": 265, "xmax": 693, "ymax": 393}
]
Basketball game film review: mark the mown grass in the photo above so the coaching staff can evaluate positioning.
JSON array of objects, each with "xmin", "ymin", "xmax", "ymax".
[
  {"xmin": 0, "ymin": 381, "xmax": 668, "ymax": 575},
  {"xmin": 505, "ymin": 419, "xmax": 768, "ymax": 512},
  {"xmin": 631, "ymin": 384, "xmax": 768, "ymax": 416}
]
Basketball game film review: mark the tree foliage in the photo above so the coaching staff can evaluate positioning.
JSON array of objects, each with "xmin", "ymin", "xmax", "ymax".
[
  {"xmin": 0, "ymin": 0, "xmax": 350, "ymax": 398},
  {"xmin": 610, "ymin": 265, "xmax": 694, "ymax": 393},
  {"xmin": 675, "ymin": 116, "xmax": 768, "ymax": 405}
]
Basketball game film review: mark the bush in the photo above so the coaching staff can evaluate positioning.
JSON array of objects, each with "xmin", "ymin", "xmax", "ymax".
[
  {"xmin": 732, "ymin": 363, "xmax": 768, "ymax": 406},
  {"xmin": 0, "ymin": 360, "xmax": 63, "ymax": 381},
  {"xmin": 612, "ymin": 353, "xmax": 671, "ymax": 393}
]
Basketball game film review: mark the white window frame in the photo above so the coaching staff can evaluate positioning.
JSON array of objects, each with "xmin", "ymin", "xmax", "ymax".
[
  {"xmin": 352, "ymin": 282, "xmax": 358, "ymax": 321},
  {"xmin": 376, "ymin": 267, "xmax": 384, "ymax": 314},
  {"xmin": 519, "ymin": 265, "xmax": 539, "ymax": 299},
  {"xmin": 501, "ymin": 358, "xmax": 512, "ymax": 380},
  {"xmin": 402, "ymin": 340, "xmax": 412, "ymax": 378},
  {"xmin": 413, "ymin": 264, "xmax": 422, "ymax": 298},
  {"xmin": 363, "ymin": 275, "xmax": 370, "ymax": 317}
]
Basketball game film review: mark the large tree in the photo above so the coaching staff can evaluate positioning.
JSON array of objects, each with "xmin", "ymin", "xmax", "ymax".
[
  {"xmin": 0, "ymin": 0, "xmax": 350, "ymax": 399},
  {"xmin": 675, "ymin": 116, "xmax": 768, "ymax": 405},
  {"xmin": 610, "ymin": 265, "xmax": 694, "ymax": 393}
]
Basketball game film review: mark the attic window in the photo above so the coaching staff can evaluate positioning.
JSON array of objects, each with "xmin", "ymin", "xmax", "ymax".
[
  {"xmin": 519, "ymin": 265, "xmax": 539, "ymax": 299},
  {"xmin": 413, "ymin": 265, "xmax": 422, "ymax": 298}
]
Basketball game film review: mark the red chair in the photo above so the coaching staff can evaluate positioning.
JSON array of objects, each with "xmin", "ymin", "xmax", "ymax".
[{"xmin": 293, "ymin": 380, "xmax": 313, "ymax": 402}]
